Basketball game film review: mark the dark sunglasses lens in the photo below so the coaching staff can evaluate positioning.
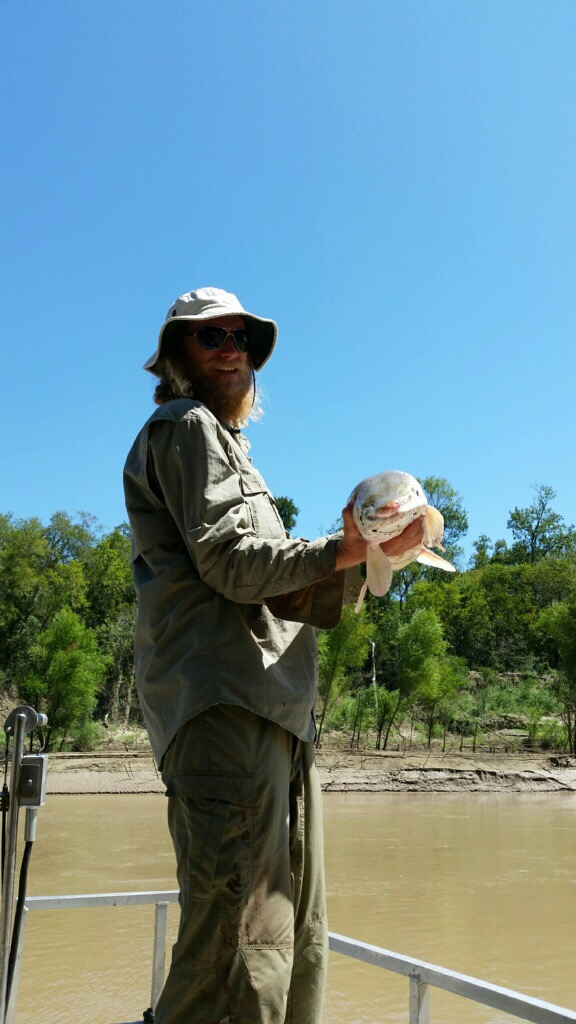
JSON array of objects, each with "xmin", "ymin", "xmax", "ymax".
[
  {"xmin": 232, "ymin": 330, "xmax": 250, "ymax": 353},
  {"xmin": 194, "ymin": 327, "xmax": 251, "ymax": 352},
  {"xmin": 196, "ymin": 327, "xmax": 225, "ymax": 349}
]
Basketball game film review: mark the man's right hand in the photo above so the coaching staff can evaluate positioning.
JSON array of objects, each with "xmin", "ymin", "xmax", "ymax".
[{"xmin": 334, "ymin": 506, "xmax": 426, "ymax": 570}]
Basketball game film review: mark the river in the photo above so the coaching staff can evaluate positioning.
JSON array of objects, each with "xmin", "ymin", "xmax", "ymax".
[{"xmin": 12, "ymin": 792, "xmax": 576, "ymax": 1023}]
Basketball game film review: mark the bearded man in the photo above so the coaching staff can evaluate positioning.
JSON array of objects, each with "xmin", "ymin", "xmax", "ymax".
[{"xmin": 123, "ymin": 287, "xmax": 424, "ymax": 1024}]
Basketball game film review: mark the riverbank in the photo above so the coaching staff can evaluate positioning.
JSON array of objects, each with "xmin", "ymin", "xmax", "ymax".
[{"xmin": 43, "ymin": 747, "xmax": 576, "ymax": 794}]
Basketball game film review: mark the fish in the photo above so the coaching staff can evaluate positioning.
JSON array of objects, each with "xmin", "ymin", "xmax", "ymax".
[{"xmin": 347, "ymin": 470, "xmax": 456, "ymax": 612}]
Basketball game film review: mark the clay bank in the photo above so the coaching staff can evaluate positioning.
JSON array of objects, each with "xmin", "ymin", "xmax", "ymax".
[{"xmin": 43, "ymin": 748, "xmax": 576, "ymax": 795}]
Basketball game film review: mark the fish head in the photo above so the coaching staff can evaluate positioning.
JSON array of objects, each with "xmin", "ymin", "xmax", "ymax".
[{"xmin": 350, "ymin": 471, "xmax": 428, "ymax": 542}]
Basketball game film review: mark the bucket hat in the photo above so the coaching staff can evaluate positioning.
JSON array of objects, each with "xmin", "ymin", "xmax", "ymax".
[{"xmin": 143, "ymin": 287, "xmax": 278, "ymax": 375}]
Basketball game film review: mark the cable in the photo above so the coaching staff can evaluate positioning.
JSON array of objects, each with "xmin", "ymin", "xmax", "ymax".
[
  {"xmin": 5, "ymin": 840, "xmax": 33, "ymax": 1007},
  {"xmin": 1, "ymin": 736, "xmax": 10, "ymax": 885}
]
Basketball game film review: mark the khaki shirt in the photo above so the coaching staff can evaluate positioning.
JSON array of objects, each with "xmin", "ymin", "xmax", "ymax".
[{"xmin": 123, "ymin": 399, "xmax": 360, "ymax": 764}]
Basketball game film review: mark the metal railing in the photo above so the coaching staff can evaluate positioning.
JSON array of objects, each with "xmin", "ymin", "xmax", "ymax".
[{"xmin": 14, "ymin": 889, "xmax": 576, "ymax": 1024}]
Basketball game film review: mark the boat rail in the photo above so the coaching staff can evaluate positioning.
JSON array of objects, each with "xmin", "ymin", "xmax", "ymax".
[{"xmin": 13, "ymin": 889, "xmax": 576, "ymax": 1024}]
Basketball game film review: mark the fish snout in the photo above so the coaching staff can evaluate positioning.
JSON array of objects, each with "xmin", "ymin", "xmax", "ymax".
[{"xmin": 373, "ymin": 500, "xmax": 403, "ymax": 518}]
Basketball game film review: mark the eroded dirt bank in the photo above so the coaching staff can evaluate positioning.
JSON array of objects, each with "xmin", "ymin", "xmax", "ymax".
[{"xmin": 43, "ymin": 748, "xmax": 576, "ymax": 795}]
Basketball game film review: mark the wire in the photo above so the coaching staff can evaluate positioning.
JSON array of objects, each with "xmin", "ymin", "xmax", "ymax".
[
  {"xmin": 1, "ymin": 736, "xmax": 10, "ymax": 886},
  {"xmin": 5, "ymin": 840, "xmax": 33, "ymax": 1007}
]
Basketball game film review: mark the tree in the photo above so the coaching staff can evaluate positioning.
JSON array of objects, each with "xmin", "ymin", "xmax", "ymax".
[
  {"xmin": 396, "ymin": 609, "xmax": 448, "ymax": 746},
  {"xmin": 0, "ymin": 516, "xmax": 54, "ymax": 682},
  {"xmin": 82, "ymin": 528, "xmax": 135, "ymax": 629},
  {"xmin": 44, "ymin": 510, "xmax": 100, "ymax": 564},
  {"xmin": 469, "ymin": 534, "xmax": 492, "ymax": 570},
  {"xmin": 21, "ymin": 608, "xmax": 109, "ymax": 749},
  {"xmin": 97, "ymin": 605, "xmax": 138, "ymax": 724},
  {"xmin": 507, "ymin": 485, "xmax": 576, "ymax": 564},
  {"xmin": 274, "ymin": 496, "xmax": 299, "ymax": 533},
  {"xmin": 421, "ymin": 477, "xmax": 469, "ymax": 563},
  {"xmin": 315, "ymin": 607, "xmax": 374, "ymax": 746},
  {"xmin": 538, "ymin": 599, "xmax": 576, "ymax": 755},
  {"xmin": 390, "ymin": 476, "xmax": 467, "ymax": 605}
]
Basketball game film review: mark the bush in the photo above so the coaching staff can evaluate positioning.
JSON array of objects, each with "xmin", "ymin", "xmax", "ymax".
[
  {"xmin": 533, "ymin": 720, "xmax": 568, "ymax": 751},
  {"xmin": 323, "ymin": 695, "xmax": 358, "ymax": 732},
  {"xmin": 71, "ymin": 718, "xmax": 101, "ymax": 751}
]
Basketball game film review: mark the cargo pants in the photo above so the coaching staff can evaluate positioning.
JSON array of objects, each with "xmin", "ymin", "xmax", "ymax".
[{"xmin": 154, "ymin": 704, "xmax": 328, "ymax": 1024}]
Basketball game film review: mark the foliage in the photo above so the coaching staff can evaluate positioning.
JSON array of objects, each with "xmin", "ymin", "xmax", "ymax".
[
  {"xmin": 421, "ymin": 476, "xmax": 469, "ymax": 563},
  {"xmin": 0, "ymin": 512, "xmax": 137, "ymax": 738},
  {"xmin": 389, "ymin": 476, "xmax": 468, "ymax": 606},
  {"xmin": 274, "ymin": 496, "xmax": 299, "ymax": 533},
  {"xmin": 538, "ymin": 599, "xmax": 576, "ymax": 755},
  {"xmin": 3, "ymin": 477, "xmax": 576, "ymax": 754},
  {"xmin": 470, "ymin": 486, "xmax": 576, "ymax": 568},
  {"xmin": 21, "ymin": 608, "xmax": 109, "ymax": 749},
  {"xmin": 507, "ymin": 485, "xmax": 576, "ymax": 564},
  {"xmin": 316, "ymin": 606, "xmax": 374, "ymax": 746}
]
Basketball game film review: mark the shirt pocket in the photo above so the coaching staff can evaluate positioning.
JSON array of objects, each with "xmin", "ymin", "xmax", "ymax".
[
  {"xmin": 240, "ymin": 474, "xmax": 287, "ymax": 539},
  {"xmin": 165, "ymin": 773, "xmax": 255, "ymax": 899}
]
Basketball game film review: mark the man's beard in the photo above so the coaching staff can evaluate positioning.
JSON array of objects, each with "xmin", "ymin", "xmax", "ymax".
[{"xmin": 186, "ymin": 362, "xmax": 255, "ymax": 426}]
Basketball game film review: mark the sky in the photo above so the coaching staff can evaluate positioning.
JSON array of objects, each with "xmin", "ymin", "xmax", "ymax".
[{"xmin": 1, "ymin": 0, "xmax": 575, "ymax": 563}]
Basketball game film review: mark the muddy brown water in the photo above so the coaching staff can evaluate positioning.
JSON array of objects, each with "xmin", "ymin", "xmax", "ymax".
[{"xmin": 11, "ymin": 792, "xmax": 576, "ymax": 1023}]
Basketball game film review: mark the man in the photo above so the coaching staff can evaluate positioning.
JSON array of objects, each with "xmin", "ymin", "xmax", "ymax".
[{"xmin": 123, "ymin": 287, "xmax": 424, "ymax": 1024}]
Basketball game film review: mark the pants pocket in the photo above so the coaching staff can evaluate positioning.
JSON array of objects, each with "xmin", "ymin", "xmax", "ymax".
[{"xmin": 165, "ymin": 773, "xmax": 255, "ymax": 900}]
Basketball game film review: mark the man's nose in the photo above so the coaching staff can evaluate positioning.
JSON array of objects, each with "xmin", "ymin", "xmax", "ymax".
[{"xmin": 219, "ymin": 335, "xmax": 241, "ymax": 356}]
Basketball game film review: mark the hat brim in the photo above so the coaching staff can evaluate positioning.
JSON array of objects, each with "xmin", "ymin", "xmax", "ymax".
[{"xmin": 143, "ymin": 311, "xmax": 277, "ymax": 375}]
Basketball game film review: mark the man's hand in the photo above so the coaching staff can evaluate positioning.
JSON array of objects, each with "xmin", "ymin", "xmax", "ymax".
[
  {"xmin": 334, "ymin": 506, "xmax": 368, "ymax": 570},
  {"xmin": 381, "ymin": 515, "xmax": 426, "ymax": 558},
  {"xmin": 335, "ymin": 506, "xmax": 426, "ymax": 570}
]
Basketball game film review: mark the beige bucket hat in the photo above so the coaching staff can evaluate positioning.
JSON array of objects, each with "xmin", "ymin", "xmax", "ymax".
[{"xmin": 144, "ymin": 287, "xmax": 278, "ymax": 375}]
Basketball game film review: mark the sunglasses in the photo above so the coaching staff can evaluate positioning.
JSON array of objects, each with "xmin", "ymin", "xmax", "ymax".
[{"xmin": 185, "ymin": 327, "xmax": 252, "ymax": 353}]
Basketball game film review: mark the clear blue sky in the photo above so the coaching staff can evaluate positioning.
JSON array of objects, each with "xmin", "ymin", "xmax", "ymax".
[{"xmin": 2, "ymin": 0, "xmax": 575, "ymax": 562}]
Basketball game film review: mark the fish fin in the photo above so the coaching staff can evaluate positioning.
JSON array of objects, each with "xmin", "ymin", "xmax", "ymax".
[
  {"xmin": 423, "ymin": 506, "xmax": 445, "ymax": 547},
  {"xmin": 366, "ymin": 546, "xmax": 393, "ymax": 597},
  {"xmin": 416, "ymin": 547, "xmax": 456, "ymax": 572},
  {"xmin": 354, "ymin": 580, "xmax": 368, "ymax": 614}
]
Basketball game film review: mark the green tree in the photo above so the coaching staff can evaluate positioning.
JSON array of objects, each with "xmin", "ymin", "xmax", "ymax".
[
  {"xmin": 97, "ymin": 605, "xmax": 137, "ymax": 725},
  {"xmin": 469, "ymin": 534, "xmax": 492, "ymax": 570},
  {"xmin": 0, "ymin": 514, "xmax": 94, "ymax": 684},
  {"xmin": 274, "ymin": 496, "xmax": 299, "ymax": 533},
  {"xmin": 22, "ymin": 608, "xmax": 109, "ymax": 750},
  {"xmin": 421, "ymin": 476, "xmax": 469, "ymax": 563},
  {"xmin": 390, "ymin": 477, "xmax": 467, "ymax": 606},
  {"xmin": 538, "ymin": 599, "xmax": 576, "ymax": 755},
  {"xmin": 507, "ymin": 485, "xmax": 576, "ymax": 564},
  {"xmin": 82, "ymin": 527, "xmax": 135, "ymax": 629},
  {"xmin": 374, "ymin": 686, "xmax": 409, "ymax": 750},
  {"xmin": 316, "ymin": 606, "xmax": 374, "ymax": 747},
  {"xmin": 0, "ymin": 516, "xmax": 53, "ymax": 682},
  {"xmin": 397, "ymin": 609, "xmax": 448, "ymax": 746},
  {"xmin": 44, "ymin": 510, "xmax": 100, "ymax": 563},
  {"xmin": 373, "ymin": 608, "xmax": 449, "ymax": 749}
]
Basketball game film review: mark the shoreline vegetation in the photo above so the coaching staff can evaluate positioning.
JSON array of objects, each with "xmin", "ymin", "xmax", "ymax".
[
  {"xmin": 4, "ymin": 497, "xmax": 576, "ymax": 771},
  {"xmin": 41, "ymin": 740, "xmax": 576, "ymax": 795}
]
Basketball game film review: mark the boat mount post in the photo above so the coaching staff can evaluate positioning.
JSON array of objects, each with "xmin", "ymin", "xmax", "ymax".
[{"xmin": 0, "ymin": 706, "xmax": 48, "ymax": 1024}]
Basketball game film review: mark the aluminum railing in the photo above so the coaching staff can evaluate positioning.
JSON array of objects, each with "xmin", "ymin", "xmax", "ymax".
[{"xmin": 13, "ymin": 890, "xmax": 576, "ymax": 1024}]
